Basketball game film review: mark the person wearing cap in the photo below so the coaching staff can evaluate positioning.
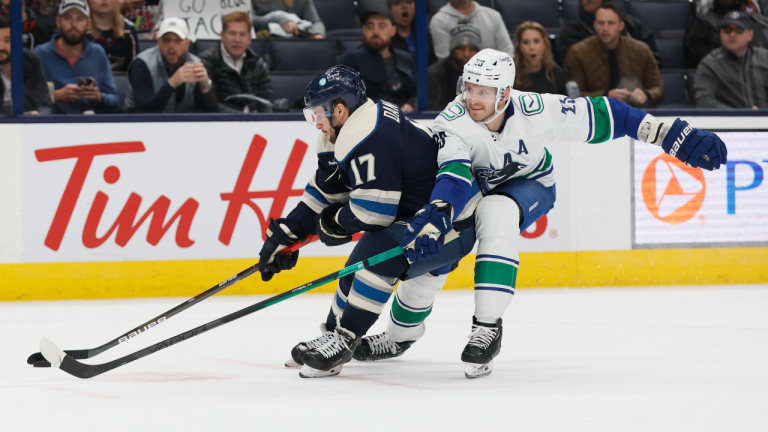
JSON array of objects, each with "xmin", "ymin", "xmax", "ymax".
[
  {"xmin": 429, "ymin": 0, "xmax": 513, "ymax": 60},
  {"xmin": 427, "ymin": 23, "xmax": 480, "ymax": 110},
  {"xmin": 685, "ymin": 0, "xmax": 768, "ymax": 68},
  {"xmin": 338, "ymin": 7, "xmax": 416, "ymax": 111},
  {"xmin": 695, "ymin": 10, "xmax": 768, "ymax": 108},
  {"xmin": 34, "ymin": 0, "xmax": 119, "ymax": 114},
  {"xmin": 124, "ymin": 17, "xmax": 218, "ymax": 113},
  {"xmin": 388, "ymin": 0, "xmax": 436, "ymax": 65}
]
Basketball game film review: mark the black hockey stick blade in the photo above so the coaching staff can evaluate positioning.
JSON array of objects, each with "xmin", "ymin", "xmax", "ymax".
[
  {"xmin": 40, "ymin": 246, "xmax": 403, "ymax": 379},
  {"xmin": 27, "ymin": 235, "xmax": 317, "ymax": 367}
]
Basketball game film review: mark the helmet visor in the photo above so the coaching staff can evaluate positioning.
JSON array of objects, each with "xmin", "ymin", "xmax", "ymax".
[
  {"xmin": 303, "ymin": 102, "xmax": 333, "ymax": 128},
  {"xmin": 461, "ymin": 82, "xmax": 500, "ymax": 105}
]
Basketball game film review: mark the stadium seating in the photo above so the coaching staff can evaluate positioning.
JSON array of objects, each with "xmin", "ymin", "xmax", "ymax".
[
  {"xmin": 563, "ymin": 0, "xmax": 629, "ymax": 21},
  {"xmin": 113, "ymin": 72, "xmax": 131, "ymax": 110},
  {"xmin": 194, "ymin": 39, "xmax": 218, "ymax": 55},
  {"xmin": 138, "ymin": 39, "xmax": 157, "ymax": 53},
  {"xmin": 269, "ymin": 39, "xmax": 340, "ymax": 72},
  {"xmin": 687, "ymin": 68, "xmax": 697, "ymax": 105},
  {"xmin": 493, "ymin": 0, "xmax": 561, "ymax": 34},
  {"xmin": 270, "ymin": 72, "xmax": 320, "ymax": 109},
  {"xmin": 338, "ymin": 38, "xmax": 363, "ymax": 54},
  {"xmin": 656, "ymin": 36, "xmax": 685, "ymax": 69},
  {"xmin": 427, "ymin": 0, "xmax": 494, "ymax": 17},
  {"xmin": 314, "ymin": 0, "xmax": 359, "ymax": 36},
  {"xmin": 249, "ymin": 39, "xmax": 268, "ymax": 58},
  {"xmin": 658, "ymin": 70, "xmax": 692, "ymax": 107},
  {"xmin": 358, "ymin": 0, "xmax": 388, "ymax": 12},
  {"xmin": 626, "ymin": 0, "xmax": 693, "ymax": 38}
]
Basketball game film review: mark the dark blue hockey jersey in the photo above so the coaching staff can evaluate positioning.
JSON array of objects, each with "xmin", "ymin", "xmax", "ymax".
[{"xmin": 283, "ymin": 99, "xmax": 439, "ymax": 237}]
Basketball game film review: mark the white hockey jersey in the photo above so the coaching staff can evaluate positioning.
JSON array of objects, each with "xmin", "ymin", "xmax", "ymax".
[{"xmin": 430, "ymin": 91, "xmax": 656, "ymax": 216}]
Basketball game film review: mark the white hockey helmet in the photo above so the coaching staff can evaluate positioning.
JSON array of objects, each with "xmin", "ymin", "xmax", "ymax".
[{"xmin": 457, "ymin": 49, "xmax": 516, "ymax": 123}]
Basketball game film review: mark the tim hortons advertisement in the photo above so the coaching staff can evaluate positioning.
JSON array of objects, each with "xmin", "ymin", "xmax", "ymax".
[
  {"xmin": 633, "ymin": 131, "xmax": 768, "ymax": 246},
  {"xmin": 20, "ymin": 121, "xmax": 572, "ymax": 264}
]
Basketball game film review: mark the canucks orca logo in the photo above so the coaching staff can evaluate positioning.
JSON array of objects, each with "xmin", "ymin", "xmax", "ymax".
[{"xmin": 474, "ymin": 153, "xmax": 527, "ymax": 193}]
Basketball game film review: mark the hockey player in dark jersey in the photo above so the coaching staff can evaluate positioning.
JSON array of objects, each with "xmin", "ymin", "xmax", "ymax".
[{"xmin": 256, "ymin": 66, "xmax": 478, "ymax": 378}]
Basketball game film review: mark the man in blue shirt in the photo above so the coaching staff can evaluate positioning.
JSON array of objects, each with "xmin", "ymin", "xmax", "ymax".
[{"xmin": 34, "ymin": 0, "xmax": 118, "ymax": 114}]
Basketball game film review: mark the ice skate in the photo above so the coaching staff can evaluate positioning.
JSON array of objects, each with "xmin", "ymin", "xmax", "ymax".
[
  {"xmin": 460, "ymin": 317, "xmax": 502, "ymax": 379},
  {"xmin": 353, "ymin": 332, "xmax": 413, "ymax": 361},
  {"xmin": 285, "ymin": 323, "xmax": 333, "ymax": 368},
  {"xmin": 299, "ymin": 323, "xmax": 359, "ymax": 378}
]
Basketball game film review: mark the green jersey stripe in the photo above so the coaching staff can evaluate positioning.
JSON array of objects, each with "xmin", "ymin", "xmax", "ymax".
[
  {"xmin": 474, "ymin": 261, "xmax": 518, "ymax": 287},
  {"xmin": 437, "ymin": 162, "xmax": 472, "ymax": 182},
  {"xmin": 521, "ymin": 148, "xmax": 552, "ymax": 179},
  {"xmin": 588, "ymin": 97, "xmax": 613, "ymax": 144},
  {"xmin": 391, "ymin": 296, "xmax": 432, "ymax": 325}
]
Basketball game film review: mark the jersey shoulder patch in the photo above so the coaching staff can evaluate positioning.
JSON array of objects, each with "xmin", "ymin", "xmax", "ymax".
[
  {"xmin": 334, "ymin": 99, "xmax": 379, "ymax": 163},
  {"xmin": 439, "ymin": 103, "xmax": 466, "ymax": 121},
  {"xmin": 518, "ymin": 92, "xmax": 545, "ymax": 116}
]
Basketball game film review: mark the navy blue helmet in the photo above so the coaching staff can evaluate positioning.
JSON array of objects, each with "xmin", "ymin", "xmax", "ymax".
[{"xmin": 303, "ymin": 66, "xmax": 367, "ymax": 126}]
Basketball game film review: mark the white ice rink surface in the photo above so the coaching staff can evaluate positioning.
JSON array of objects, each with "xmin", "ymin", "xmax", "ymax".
[{"xmin": 2, "ymin": 286, "xmax": 767, "ymax": 431}]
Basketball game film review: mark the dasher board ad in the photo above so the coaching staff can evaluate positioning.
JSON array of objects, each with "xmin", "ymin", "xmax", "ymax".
[
  {"xmin": 633, "ymin": 131, "xmax": 768, "ymax": 247},
  {"xmin": 19, "ymin": 121, "xmax": 572, "ymax": 264}
]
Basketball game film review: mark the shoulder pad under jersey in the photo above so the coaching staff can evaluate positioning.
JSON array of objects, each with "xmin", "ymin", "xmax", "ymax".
[{"xmin": 334, "ymin": 99, "xmax": 379, "ymax": 163}]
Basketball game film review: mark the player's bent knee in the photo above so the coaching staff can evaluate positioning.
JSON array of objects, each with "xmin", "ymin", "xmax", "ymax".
[{"xmin": 476, "ymin": 195, "xmax": 521, "ymax": 241}]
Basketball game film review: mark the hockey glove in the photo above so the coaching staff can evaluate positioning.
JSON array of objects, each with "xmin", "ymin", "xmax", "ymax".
[
  {"xmin": 401, "ymin": 203, "xmax": 453, "ymax": 262},
  {"xmin": 316, "ymin": 202, "xmax": 354, "ymax": 246},
  {"xmin": 258, "ymin": 218, "xmax": 300, "ymax": 282},
  {"xmin": 661, "ymin": 119, "xmax": 727, "ymax": 171}
]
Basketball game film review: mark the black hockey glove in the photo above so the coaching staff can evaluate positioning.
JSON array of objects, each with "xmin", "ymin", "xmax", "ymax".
[
  {"xmin": 258, "ymin": 218, "xmax": 300, "ymax": 282},
  {"xmin": 316, "ymin": 202, "xmax": 354, "ymax": 246}
]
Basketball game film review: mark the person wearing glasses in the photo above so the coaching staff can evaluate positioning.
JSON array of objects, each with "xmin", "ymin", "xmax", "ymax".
[{"xmin": 694, "ymin": 10, "xmax": 768, "ymax": 109}]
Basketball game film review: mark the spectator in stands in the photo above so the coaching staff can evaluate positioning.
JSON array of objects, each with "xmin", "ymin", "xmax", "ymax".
[
  {"xmin": 252, "ymin": 0, "xmax": 325, "ymax": 38},
  {"xmin": 685, "ymin": 0, "xmax": 768, "ymax": 67},
  {"xmin": 339, "ymin": 6, "xmax": 416, "ymax": 111},
  {"xmin": 559, "ymin": 0, "xmax": 660, "ymax": 67},
  {"xmin": 389, "ymin": 0, "xmax": 436, "ymax": 65},
  {"xmin": 695, "ymin": 11, "xmax": 768, "ymax": 108},
  {"xmin": 125, "ymin": 17, "xmax": 218, "ymax": 113},
  {"xmin": 0, "ymin": 0, "xmax": 55, "ymax": 50},
  {"xmin": 428, "ymin": 23, "xmax": 479, "ymax": 110},
  {"xmin": 513, "ymin": 21, "xmax": 566, "ymax": 96},
  {"xmin": 0, "ymin": 15, "xmax": 52, "ymax": 114},
  {"xmin": 35, "ymin": 0, "xmax": 119, "ymax": 114},
  {"xmin": 200, "ymin": 11, "xmax": 273, "ymax": 113},
  {"xmin": 429, "ymin": 0, "xmax": 513, "ymax": 60},
  {"xmin": 87, "ymin": 0, "xmax": 138, "ymax": 72},
  {"xmin": 564, "ymin": 2, "xmax": 665, "ymax": 108}
]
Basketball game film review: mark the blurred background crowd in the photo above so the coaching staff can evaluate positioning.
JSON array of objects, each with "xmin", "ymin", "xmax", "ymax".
[{"xmin": 1, "ymin": 0, "xmax": 767, "ymax": 115}]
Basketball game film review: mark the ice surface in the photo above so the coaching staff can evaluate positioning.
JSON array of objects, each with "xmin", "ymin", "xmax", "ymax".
[{"xmin": 2, "ymin": 286, "xmax": 767, "ymax": 431}]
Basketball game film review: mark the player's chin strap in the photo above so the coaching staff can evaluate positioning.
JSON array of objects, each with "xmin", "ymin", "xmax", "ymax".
[{"xmin": 481, "ymin": 88, "xmax": 512, "ymax": 125}]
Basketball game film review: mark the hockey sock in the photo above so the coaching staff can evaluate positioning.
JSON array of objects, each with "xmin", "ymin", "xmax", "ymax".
[
  {"xmin": 473, "ymin": 195, "xmax": 520, "ymax": 324},
  {"xmin": 386, "ymin": 272, "xmax": 448, "ymax": 342},
  {"xmin": 330, "ymin": 269, "xmax": 398, "ymax": 337}
]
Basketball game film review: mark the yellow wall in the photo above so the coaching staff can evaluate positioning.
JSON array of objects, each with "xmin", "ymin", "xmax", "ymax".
[{"xmin": 1, "ymin": 248, "xmax": 767, "ymax": 301}]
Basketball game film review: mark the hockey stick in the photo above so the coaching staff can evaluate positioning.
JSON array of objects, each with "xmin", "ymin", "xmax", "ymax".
[
  {"xmin": 27, "ymin": 235, "xmax": 318, "ymax": 367},
  {"xmin": 39, "ymin": 245, "xmax": 404, "ymax": 379}
]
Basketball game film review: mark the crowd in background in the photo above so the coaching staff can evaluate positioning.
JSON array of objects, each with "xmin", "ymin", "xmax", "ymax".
[{"xmin": 1, "ymin": 0, "xmax": 767, "ymax": 115}]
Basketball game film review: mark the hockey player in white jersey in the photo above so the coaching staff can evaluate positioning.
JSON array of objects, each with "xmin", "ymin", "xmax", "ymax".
[{"xmin": 379, "ymin": 48, "xmax": 727, "ymax": 378}]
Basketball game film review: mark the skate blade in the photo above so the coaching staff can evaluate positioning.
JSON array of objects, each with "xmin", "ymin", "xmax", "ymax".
[
  {"xmin": 464, "ymin": 360, "xmax": 493, "ymax": 379},
  {"xmin": 284, "ymin": 358, "xmax": 302, "ymax": 368},
  {"xmin": 299, "ymin": 364, "xmax": 343, "ymax": 378}
]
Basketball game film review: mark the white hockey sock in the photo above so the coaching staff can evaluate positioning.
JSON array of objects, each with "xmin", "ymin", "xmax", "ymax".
[
  {"xmin": 386, "ymin": 272, "xmax": 448, "ymax": 342},
  {"xmin": 473, "ymin": 195, "xmax": 520, "ymax": 324}
]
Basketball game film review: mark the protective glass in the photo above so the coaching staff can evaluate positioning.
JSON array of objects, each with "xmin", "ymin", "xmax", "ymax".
[
  {"xmin": 458, "ymin": 80, "xmax": 499, "ymax": 105},
  {"xmin": 303, "ymin": 102, "xmax": 332, "ymax": 127}
]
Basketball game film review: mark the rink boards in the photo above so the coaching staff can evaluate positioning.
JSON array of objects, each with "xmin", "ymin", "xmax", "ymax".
[{"xmin": 1, "ymin": 115, "xmax": 767, "ymax": 300}]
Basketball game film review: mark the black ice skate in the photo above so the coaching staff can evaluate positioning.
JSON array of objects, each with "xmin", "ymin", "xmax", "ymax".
[
  {"xmin": 285, "ymin": 323, "xmax": 333, "ymax": 368},
  {"xmin": 353, "ymin": 332, "xmax": 414, "ymax": 361},
  {"xmin": 460, "ymin": 317, "xmax": 502, "ymax": 379},
  {"xmin": 299, "ymin": 324, "xmax": 359, "ymax": 378}
]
